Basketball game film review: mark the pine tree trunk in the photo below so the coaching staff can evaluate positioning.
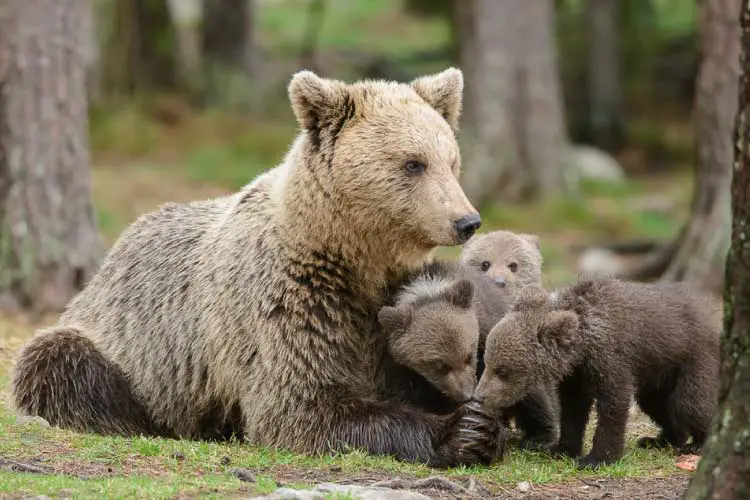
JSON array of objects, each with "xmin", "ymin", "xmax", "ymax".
[
  {"xmin": 459, "ymin": 0, "xmax": 568, "ymax": 207},
  {"xmin": 661, "ymin": 0, "xmax": 738, "ymax": 295},
  {"xmin": 586, "ymin": 0, "xmax": 623, "ymax": 151},
  {"xmin": 102, "ymin": 0, "xmax": 176, "ymax": 98},
  {"xmin": 0, "ymin": 0, "xmax": 102, "ymax": 314},
  {"xmin": 681, "ymin": 3, "xmax": 750, "ymax": 497}
]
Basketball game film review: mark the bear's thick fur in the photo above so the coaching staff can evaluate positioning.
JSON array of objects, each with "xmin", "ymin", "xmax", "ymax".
[
  {"xmin": 460, "ymin": 230, "xmax": 543, "ymax": 299},
  {"xmin": 378, "ymin": 259, "xmax": 558, "ymax": 448},
  {"xmin": 12, "ymin": 69, "xmax": 501, "ymax": 467},
  {"xmin": 474, "ymin": 278, "xmax": 720, "ymax": 468}
]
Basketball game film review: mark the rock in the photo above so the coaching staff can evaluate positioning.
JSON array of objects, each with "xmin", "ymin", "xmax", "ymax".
[
  {"xmin": 517, "ymin": 481, "xmax": 532, "ymax": 493},
  {"xmin": 229, "ymin": 468, "xmax": 256, "ymax": 483},
  {"xmin": 15, "ymin": 415, "xmax": 51, "ymax": 428},
  {"xmin": 248, "ymin": 483, "xmax": 432, "ymax": 500},
  {"xmin": 564, "ymin": 145, "xmax": 627, "ymax": 184},
  {"xmin": 577, "ymin": 247, "xmax": 627, "ymax": 276},
  {"xmin": 220, "ymin": 455, "xmax": 231, "ymax": 466}
]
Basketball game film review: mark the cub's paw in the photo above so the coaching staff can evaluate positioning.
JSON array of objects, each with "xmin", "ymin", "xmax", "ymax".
[
  {"xmin": 519, "ymin": 437, "xmax": 556, "ymax": 453},
  {"xmin": 576, "ymin": 454, "xmax": 608, "ymax": 470},
  {"xmin": 544, "ymin": 443, "xmax": 577, "ymax": 459},
  {"xmin": 680, "ymin": 442, "xmax": 703, "ymax": 455},
  {"xmin": 637, "ymin": 436, "xmax": 671, "ymax": 450}
]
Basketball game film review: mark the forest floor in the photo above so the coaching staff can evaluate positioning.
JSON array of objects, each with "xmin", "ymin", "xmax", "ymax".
[{"xmin": 0, "ymin": 107, "xmax": 704, "ymax": 498}]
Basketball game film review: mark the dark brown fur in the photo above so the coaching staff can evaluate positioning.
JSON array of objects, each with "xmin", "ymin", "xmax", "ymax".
[
  {"xmin": 380, "ymin": 260, "xmax": 558, "ymax": 448},
  {"xmin": 475, "ymin": 278, "xmax": 721, "ymax": 468}
]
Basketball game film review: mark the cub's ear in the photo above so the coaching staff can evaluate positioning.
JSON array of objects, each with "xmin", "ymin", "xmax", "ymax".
[
  {"xmin": 288, "ymin": 70, "xmax": 352, "ymax": 132},
  {"xmin": 378, "ymin": 305, "xmax": 413, "ymax": 337},
  {"xmin": 519, "ymin": 233, "xmax": 541, "ymax": 251},
  {"xmin": 410, "ymin": 67, "xmax": 464, "ymax": 131},
  {"xmin": 444, "ymin": 279, "xmax": 475, "ymax": 309},
  {"xmin": 513, "ymin": 285, "xmax": 550, "ymax": 312},
  {"xmin": 538, "ymin": 310, "xmax": 579, "ymax": 348}
]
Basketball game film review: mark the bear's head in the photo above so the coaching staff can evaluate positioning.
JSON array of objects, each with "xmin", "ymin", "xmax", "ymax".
[
  {"xmin": 287, "ymin": 68, "xmax": 480, "ymax": 256},
  {"xmin": 460, "ymin": 231, "xmax": 543, "ymax": 298},
  {"xmin": 473, "ymin": 285, "xmax": 579, "ymax": 415},
  {"xmin": 378, "ymin": 279, "xmax": 479, "ymax": 403}
]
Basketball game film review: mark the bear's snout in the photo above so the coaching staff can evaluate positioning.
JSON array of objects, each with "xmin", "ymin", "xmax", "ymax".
[{"xmin": 453, "ymin": 214, "xmax": 482, "ymax": 243}]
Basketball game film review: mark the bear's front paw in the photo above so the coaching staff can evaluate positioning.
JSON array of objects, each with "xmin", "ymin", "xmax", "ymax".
[{"xmin": 455, "ymin": 402, "xmax": 505, "ymax": 465}]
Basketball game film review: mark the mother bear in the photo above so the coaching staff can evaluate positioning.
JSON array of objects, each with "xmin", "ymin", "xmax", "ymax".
[{"xmin": 12, "ymin": 68, "xmax": 498, "ymax": 467}]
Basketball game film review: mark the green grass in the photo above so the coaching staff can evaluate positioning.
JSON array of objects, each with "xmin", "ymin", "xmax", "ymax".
[{"xmin": 0, "ymin": 400, "xmax": 686, "ymax": 499}]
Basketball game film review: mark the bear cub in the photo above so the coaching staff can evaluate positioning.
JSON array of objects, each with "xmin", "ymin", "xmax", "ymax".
[
  {"xmin": 474, "ymin": 278, "xmax": 720, "ymax": 469},
  {"xmin": 460, "ymin": 230, "xmax": 543, "ymax": 299},
  {"xmin": 379, "ymin": 260, "xmax": 558, "ymax": 448}
]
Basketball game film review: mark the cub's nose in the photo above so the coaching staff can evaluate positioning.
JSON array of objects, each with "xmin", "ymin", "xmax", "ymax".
[
  {"xmin": 495, "ymin": 276, "xmax": 507, "ymax": 288},
  {"xmin": 453, "ymin": 213, "xmax": 482, "ymax": 243}
]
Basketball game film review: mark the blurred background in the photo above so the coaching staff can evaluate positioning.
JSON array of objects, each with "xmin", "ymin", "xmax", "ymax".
[{"xmin": 0, "ymin": 0, "xmax": 737, "ymax": 318}]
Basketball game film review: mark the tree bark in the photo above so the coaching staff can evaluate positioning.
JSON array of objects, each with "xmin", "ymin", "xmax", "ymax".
[
  {"xmin": 167, "ymin": 0, "xmax": 205, "ymax": 97},
  {"xmin": 202, "ymin": 0, "xmax": 262, "ymax": 110},
  {"xmin": 681, "ymin": 3, "xmax": 750, "ymax": 497},
  {"xmin": 0, "ymin": 0, "xmax": 102, "ymax": 314},
  {"xmin": 102, "ymin": 0, "xmax": 176, "ymax": 99},
  {"xmin": 458, "ymin": 0, "xmax": 568, "ymax": 207},
  {"xmin": 586, "ymin": 0, "xmax": 623, "ymax": 151},
  {"xmin": 623, "ymin": 0, "xmax": 738, "ymax": 296}
]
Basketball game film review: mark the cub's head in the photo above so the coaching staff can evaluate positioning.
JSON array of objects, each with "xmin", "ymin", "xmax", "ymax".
[
  {"xmin": 288, "ymin": 68, "xmax": 480, "ymax": 251},
  {"xmin": 460, "ymin": 231, "xmax": 543, "ymax": 297},
  {"xmin": 378, "ymin": 279, "xmax": 479, "ymax": 403},
  {"xmin": 473, "ymin": 286, "xmax": 579, "ymax": 415}
]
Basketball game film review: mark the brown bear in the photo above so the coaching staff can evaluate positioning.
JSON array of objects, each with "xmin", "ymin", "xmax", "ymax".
[
  {"xmin": 11, "ymin": 68, "xmax": 501, "ymax": 467},
  {"xmin": 460, "ymin": 230, "xmax": 543, "ymax": 299},
  {"xmin": 474, "ymin": 278, "xmax": 720, "ymax": 469},
  {"xmin": 378, "ymin": 259, "xmax": 558, "ymax": 448}
]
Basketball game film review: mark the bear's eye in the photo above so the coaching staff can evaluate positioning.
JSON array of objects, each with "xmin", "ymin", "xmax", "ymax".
[
  {"xmin": 404, "ymin": 160, "xmax": 426, "ymax": 176},
  {"xmin": 480, "ymin": 261, "xmax": 491, "ymax": 272},
  {"xmin": 464, "ymin": 353, "xmax": 473, "ymax": 366},
  {"xmin": 494, "ymin": 367, "xmax": 510, "ymax": 380},
  {"xmin": 508, "ymin": 262, "xmax": 518, "ymax": 273}
]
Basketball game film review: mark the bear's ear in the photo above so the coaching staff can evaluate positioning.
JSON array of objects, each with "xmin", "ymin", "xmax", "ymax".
[
  {"xmin": 538, "ymin": 310, "xmax": 579, "ymax": 348},
  {"xmin": 288, "ymin": 70, "xmax": 351, "ymax": 132},
  {"xmin": 378, "ymin": 305, "xmax": 413, "ymax": 336},
  {"xmin": 444, "ymin": 279, "xmax": 475, "ymax": 309},
  {"xmin": 410, "ymin": 67, "xmax": 464, "ymax": 131},
  {"xmin": 519, "ymin": 233, "xmax": 541, "ymax": 250}
]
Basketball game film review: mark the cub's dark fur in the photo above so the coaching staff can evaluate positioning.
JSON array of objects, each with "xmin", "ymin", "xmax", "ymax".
[
  {"xmin": 475, "ymin": 278, "xmax": 720, "ymax": 468},
  {"xmin": 380, "ymin": 260, "xmax": 558, "ymax": 447}
]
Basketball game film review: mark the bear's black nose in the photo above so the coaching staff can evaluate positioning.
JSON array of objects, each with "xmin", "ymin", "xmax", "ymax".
[
  {"xmin": 453, "ymin": 213, "xmax": 482, "ymax": 242},
  {"xmin": 495, "ymin": 276, "xmax": 507, "ymax": 288}
]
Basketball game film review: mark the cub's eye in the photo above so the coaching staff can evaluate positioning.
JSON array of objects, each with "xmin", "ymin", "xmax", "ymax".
[
  {"xmin": 404, "ymin": 160, "xmax": 426, "ymax": 175},
  {"xmin": 480, "ymin": 261, "xmax": 491, "ymax": 272},
  {"xmin": 508, "ymin": 262, "xmax": 518, "ymax": 273},
  {"xmin": 494, "ymin": 367, "xmax": 510, "ymax": 380},
  {"xmin": 464, "ymin": 353, "xmax": 473, "ymax": 365}
]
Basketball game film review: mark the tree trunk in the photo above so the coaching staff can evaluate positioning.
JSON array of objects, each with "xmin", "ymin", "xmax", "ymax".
[
  {"xmin": 0, "ymin": 0, "xmax": 102, "ymax": 314},
  {"xmin": 458, "ymin": 0, "xmax": 568, "ymax": 207},
  {"xmin": 586, "ymin": 0, "xmax": 623, "ymax": 151},
  {"xmin": 681, "ymin": 3, "xmax": 750, "ymax": 497},
  {"xmin": 624, "ymin": 0, "xmax": 738, "ymax": 295},
  {"xmin": 167, "ymin": 0, "xmax": 205, "ymax": 97},
  {"xmin": 102, "ymin": 0, "xmax": 176, "ymax": 99},
  {"xmin": 202, "ymin": 0, "xmax": 262, "ymax": 110}
]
